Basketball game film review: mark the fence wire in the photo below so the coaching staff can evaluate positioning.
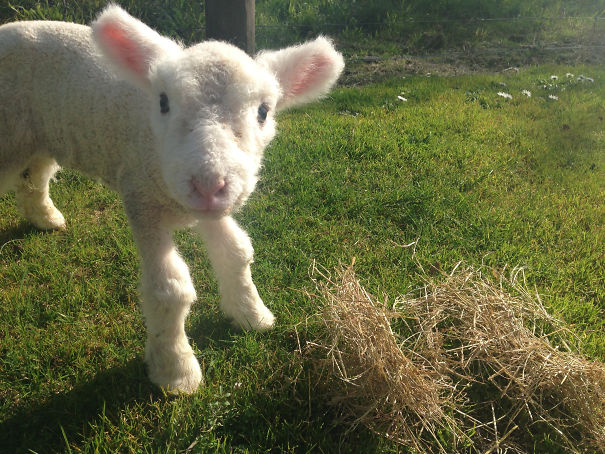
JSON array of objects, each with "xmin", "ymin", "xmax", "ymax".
[
  {"xmin": 250, "ymin": 15, "xmax": 605, "ymax": 62},
  {"xmin": 256, "ymin": 16, "xmax": 605, "ymax": 28}
]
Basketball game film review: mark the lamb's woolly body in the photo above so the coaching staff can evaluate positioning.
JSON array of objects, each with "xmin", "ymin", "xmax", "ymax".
[
  {"xmin": 0, "ymin": 22, "xmax": 138, "ymax": 184},
  {"xmin": 0, "ymin": 5, "xmax": 343, "ymax": 393}
]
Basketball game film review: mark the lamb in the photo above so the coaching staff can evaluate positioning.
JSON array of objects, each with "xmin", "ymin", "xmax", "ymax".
[{"xmin": 0, "ymin": 5, "xmax": 344, "ymax": 393}]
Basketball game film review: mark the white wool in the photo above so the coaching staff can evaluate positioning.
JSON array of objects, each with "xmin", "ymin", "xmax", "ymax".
[{"xmin": 0, "ymin": 4, "xmax": 344, "ymax": 393}]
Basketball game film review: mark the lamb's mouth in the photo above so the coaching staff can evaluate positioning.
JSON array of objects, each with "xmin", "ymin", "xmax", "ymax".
[{"xmin": 192, "ymin": 204, "xmax": 233, "ymax": 218}]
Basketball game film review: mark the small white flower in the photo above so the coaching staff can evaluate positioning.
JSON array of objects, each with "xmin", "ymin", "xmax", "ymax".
[
  {"xmin": 548, "ymin": 95, "xmax": 559, "ymax": 100},
  {"xmin": 522, "ymin": 90, "xmax": 531, "ymax": 97},
  {"xmin": 499, "ymin": 82, "xmax": 507, "ymax": 87},
  {"xmin": 577, "ymin": 74, "xmax": 594, "ymax": 82},
  {"xmin": 397, "ymin": 95, "xmax": 408, "ymax": 101},
  {"xmin": 550, "ymin": 75, "xmax": 558, "ymax": 80},
  {"xmin": 497, "ymin": 92, "xmax": 512, "ymax": 99},
  {"xmin": 566, "ymin": 72, "xmax": 574, "ymax": 78}
]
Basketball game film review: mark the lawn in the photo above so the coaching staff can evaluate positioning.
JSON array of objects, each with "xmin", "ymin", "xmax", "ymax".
[{"xmin": 1, "ymin": 66, "xmax": 603, "ymax": 452}]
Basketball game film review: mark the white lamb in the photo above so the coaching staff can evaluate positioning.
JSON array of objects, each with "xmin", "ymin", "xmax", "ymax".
[{"xmin": 0, "ymin": 5, "xmax": 344, "ymax": 393}]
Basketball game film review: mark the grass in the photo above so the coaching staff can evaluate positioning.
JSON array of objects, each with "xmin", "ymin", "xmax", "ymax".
[
  {"xmin": 1, "ymin": 65, "xmax": 604, "ymax": 452},
  {"xmin": 3, "ymin": 1, "xmax": 605, "ymax": 64}
]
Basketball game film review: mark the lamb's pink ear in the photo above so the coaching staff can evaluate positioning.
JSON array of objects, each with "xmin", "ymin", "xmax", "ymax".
[
  {"xmin": 256, "ymin": 37, "xmax": 344, "ymax": 111},
  {"xmin": 91, "ymin": 5, "xmax": 181, "ymax": 90}
]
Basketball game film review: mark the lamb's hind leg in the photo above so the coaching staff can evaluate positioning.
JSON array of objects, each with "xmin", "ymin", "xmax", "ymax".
[{"xmin": 15, "ymin": 155, "xmax": 65, "ymax": 230}]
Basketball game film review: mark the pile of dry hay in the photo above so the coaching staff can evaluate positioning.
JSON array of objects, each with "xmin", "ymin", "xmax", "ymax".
[{"xmin": 308, "ymin": 260, "xmax": 605, "ymax": 453}]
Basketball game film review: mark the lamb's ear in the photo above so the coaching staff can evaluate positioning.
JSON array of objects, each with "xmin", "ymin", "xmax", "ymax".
[
  {"xmin": 256, "ymin": 37, "xmax": 344, "ymax": 111},
  {"xmin": 91, "ymin": 4, "xmax": 181, "ymax": 90}
]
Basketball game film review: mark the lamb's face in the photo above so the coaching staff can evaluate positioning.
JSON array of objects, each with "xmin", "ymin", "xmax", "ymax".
[
  {"xmin": 92, "ymin": 5, "xmax": 344, "ymax": 218},
  {"xmin": 150, "ymin": 43, "xmax": 281, "ymax": 217}
]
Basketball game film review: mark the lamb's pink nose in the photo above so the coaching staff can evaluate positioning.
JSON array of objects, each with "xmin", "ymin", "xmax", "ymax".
[
  {"xmin": 191, "ymin": 178, "xmax": 227, "ymax": 212},
  {"xmin": 197, "ymin": 179, "xmax": 225, "ymax": 198}
]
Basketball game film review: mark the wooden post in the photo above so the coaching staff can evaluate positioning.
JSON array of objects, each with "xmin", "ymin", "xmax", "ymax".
[{"xmin": 205, "ymin": 0, "xmax": 255, "ymax": 55}]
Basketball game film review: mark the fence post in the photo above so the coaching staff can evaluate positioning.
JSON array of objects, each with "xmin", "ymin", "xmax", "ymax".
[{"xmin": 205, "ymin": 0, "xmax": 255, "ymax": 55}]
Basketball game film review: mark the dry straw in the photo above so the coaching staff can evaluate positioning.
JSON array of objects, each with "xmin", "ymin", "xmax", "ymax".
[{"xmin": 308, "ymin": 260, "xmax": 605, "ymax": 453}]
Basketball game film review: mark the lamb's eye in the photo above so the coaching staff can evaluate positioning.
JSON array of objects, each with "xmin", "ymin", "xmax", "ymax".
[
  {"xmin": 257, "ymin": 103, "xmax": 269, "ymax": 124},
  {"xmin": 160, "ymin": 93, "xmax": 170, "ymax": 114}
]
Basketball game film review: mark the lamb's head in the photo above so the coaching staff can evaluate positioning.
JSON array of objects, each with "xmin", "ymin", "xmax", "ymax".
[{"xmin": 92, "ymin": 6, "xmax": 344, "ymax": 217}]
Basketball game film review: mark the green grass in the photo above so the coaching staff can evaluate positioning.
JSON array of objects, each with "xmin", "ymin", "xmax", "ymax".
[
  {"xmin": 3, "ymin": 0, "xmax": 605, "ymax": 59},
  {"xmin": 1, "ymin": 66, "xmax": 604, "ymax": 453}
]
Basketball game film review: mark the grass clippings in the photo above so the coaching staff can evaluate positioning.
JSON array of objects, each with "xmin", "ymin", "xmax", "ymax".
[{"xmin": 310, "ymin": 261, "xmax": 605, "ymax": 453}]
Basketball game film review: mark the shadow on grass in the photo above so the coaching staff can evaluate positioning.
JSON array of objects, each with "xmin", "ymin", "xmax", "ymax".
[
  {"xmin": 0, "ymin": 359, "xmax": 155, "ymax": 453},
  {"xmin": 0, "ymin": 221, "xmax": 41, "ymax": 251},
  {"xmin": 190, "ymin": 313, "xmax": 241, "ymax": 350},
  {"xmin": 0, "ymin": 314, "xmax": 242, "ymax": 453}
]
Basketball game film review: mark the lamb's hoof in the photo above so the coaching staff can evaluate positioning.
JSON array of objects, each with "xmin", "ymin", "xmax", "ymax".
[
  {"xmin": 228, "ymin": 303, "xmax": 275, "ymax": 332},
  {"xmin": 30, "ymin": 209, "xmax": 66, "ymax": 231},
  {"xmin": 145, "ymin": 345, "xmax": 203, "ymax": 394}
]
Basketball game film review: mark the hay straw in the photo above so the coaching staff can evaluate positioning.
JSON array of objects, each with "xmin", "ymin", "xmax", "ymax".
[
  {"xmin": 309, "ymin": 260, "xmax": 465, "ymax": 452},
  {"xmin": 401, "ymin": 266, "xmax": 605, "ymax": 453},
  {"xmin": 309, "ymin": 261, "xmax": 605, "ymax": 453}
]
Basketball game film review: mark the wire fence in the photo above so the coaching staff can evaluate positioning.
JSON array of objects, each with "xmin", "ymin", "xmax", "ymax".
[
  {"xmin": 185, "ymin": 15, "xmax": 605, "ymax": 31},
  {"xmin": 256, "ymin": 16, "xmax": 605, "ymax": 27},
  {"xmin": 2, "ymin": 5, "xmax": 604, "ymax": 63},
  {"xmin": 249, "ymin": 15, "xmax": 605, "ymax": 64}
]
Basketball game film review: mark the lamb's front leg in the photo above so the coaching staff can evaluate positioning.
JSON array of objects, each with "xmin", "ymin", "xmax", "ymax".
[
  {"xmin": 126, "ymin": 204, "xmax": 202, "ymax": 393},
  {"xmin": 196, "ymin": 216, "xmax": 275, "ymax": 331}
]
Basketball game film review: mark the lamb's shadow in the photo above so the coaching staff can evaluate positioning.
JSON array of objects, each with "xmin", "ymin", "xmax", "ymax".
[
  {"xmin": 0, "ymin": 221, "xmax": 41, "ymax": 251},
  {"xmin": 0, "ymin": 358, "xmax": 154, "ymax": 453},
  {"xmin": 0, "ymin": 315, "xmax": 235, "ymax": 454},
  {"xmin": 0, "ymin": 223, "xmax": 238, "ymax": 452},
  {"xmin": 189, "ymin": 313, "xmax": 238, "ymax": 350}
]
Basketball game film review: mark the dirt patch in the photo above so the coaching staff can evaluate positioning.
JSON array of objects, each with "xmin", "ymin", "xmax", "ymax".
[
  {"xmin": 340, "ymin": 45, "xmax": 605, "ymax": 85},
  {"xmin": 341, "ymin": 56, "xmax": 474, "ymax": 86}
]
